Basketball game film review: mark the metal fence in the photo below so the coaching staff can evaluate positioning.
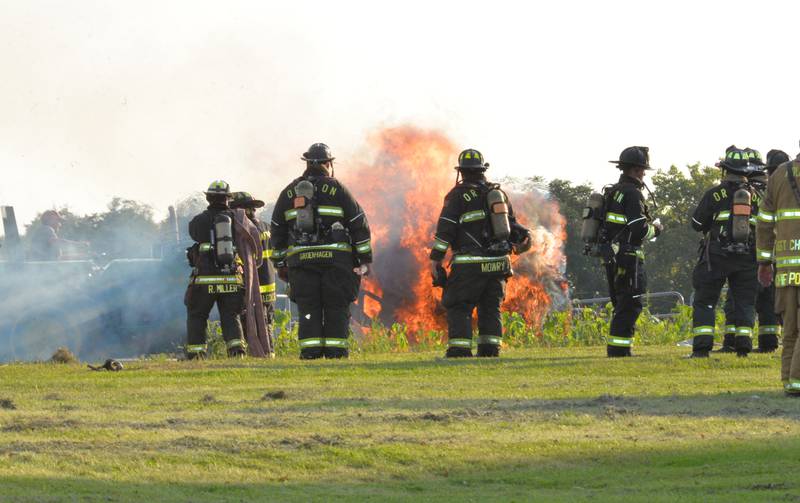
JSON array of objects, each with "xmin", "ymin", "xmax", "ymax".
[{"xmin": 572, "ymin": 291, "xmax": 686, "ymax": 319}]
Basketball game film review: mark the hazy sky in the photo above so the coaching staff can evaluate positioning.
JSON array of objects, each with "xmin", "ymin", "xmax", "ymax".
[{"xmin": 1, "ymin": 0, "xmax": 799, "ymax": 228}]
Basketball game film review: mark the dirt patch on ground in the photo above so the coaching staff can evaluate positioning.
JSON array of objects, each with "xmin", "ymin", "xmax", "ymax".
[
  {"xmin": 0, "ymin": 398, "xmax": 16, "ymax": 410},
  {"xmin": 200, "ymin": 394, "xmax": 216, "ymax": 404},
  {"xmin": 277, "ymin": 434, "xmax": 346, "ymax": 449},
  {"xmin": 262, "ymin": 391, "xmax": 287, "ymax": 400},
  {"xmin": 2, "ymin": 418, "xmax": 78, "ymax": 432}
]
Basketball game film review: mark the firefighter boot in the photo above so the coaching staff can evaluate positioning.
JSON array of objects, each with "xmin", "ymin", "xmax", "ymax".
[
  {"xmin": 476, "ymin": 344, "xmax": 500, "ymax": 357},
  {"xmin": 714, "ymin": 332, "xmax": 736, "ymax": 353},
  {"xmin": 445, "ymin": 347, "xmax": 473, "ymax": 358},
  {"xmin": 324, "ymin": 347, "xmax": 349, "ymax": 359},
  {"xmin": 607, "ymin": 346, "xmax": 632, "ymax": 358},
  {"xmin": 754, "ymin": 334, "xmax": 779, "ymax": 353}
]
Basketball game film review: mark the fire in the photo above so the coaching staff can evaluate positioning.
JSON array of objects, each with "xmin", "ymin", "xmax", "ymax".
[{"xmin": 344, "ymin": 125, "xmax": 567, "ymax": 337}]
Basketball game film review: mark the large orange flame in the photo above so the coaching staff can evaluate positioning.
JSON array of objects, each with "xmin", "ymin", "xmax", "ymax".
[{"xmin": 344, "ymin": 125, "xmax": 567, "ymax": 337}]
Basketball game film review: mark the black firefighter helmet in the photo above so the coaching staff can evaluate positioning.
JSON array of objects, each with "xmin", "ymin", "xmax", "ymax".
[
  {"xmin": 302, "ymin": 143, "xmax": 335, "ymax": 164},
  {"xmin": 456, "ymin": 148, "xmax": 489, "ymax": 171},
  {"xmin": 608, "ymin": 146, "xmax": 651, "ymax": 169},
  {"xmin": 717, "ymin": 146, "xmax": 753, "ymax": 175},
  {"xmin": 743, "ymin": 147, "xmax": 765, "ymax": 167},
  {"xmin": 229, "ymin": 191, "xmax": 265, "ymax": 209},
  {"xmin": 766, "ymin": 149, "xmax": 790, "ymax": 174}
]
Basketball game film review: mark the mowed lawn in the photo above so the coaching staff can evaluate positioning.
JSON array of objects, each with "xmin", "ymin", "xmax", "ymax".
[{"xmin": 1, "ymin": 346, "xmax": 799, "ymax": 502}]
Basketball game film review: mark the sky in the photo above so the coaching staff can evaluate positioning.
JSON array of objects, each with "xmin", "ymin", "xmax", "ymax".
[{"xmin": 1, "ymin": 0, "xmax": 799, "ymax": 229}]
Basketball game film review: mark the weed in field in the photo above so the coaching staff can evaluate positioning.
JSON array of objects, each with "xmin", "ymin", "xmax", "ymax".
[
  {"xmin": 49, "ymin": 347, "xmax": 78, "ymax": 364},
  {"xmin": 0, "ymin": 398, "xmax": 16, "ymax": 410},
  {"xmin": 188, "ymin": 303, "xmax": 740, "ymax": 358}
]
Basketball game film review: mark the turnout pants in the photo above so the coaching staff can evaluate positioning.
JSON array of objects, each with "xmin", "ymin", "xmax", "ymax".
[
  {"xmin": 289, "ymin": 263, "xmax": 360, "ymax": 359},
  {"xmin": 775, "ymin": 287, "xmax": 800, "ymax": 392},
  {"xmin": 185, "ymin": 284, "xmax": 246, "ymax": 357},
  {"xmin": 441, "ymin": 265, "xmax": 506, "ymax": 357},
  {"xmin": 607, "ymin": 250, "xmax": 646, "ymax": 357},
  {"xmin": 692, "ymin": 254, "xmax": 757, "ymax": 355},
  {"xmin": 723, "ymin": 284, "xmax": 780, "ymax": 351}
]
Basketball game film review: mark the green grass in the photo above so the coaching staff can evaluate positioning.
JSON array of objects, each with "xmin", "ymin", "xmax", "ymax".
[{"xmin": 1, "ymin": 346, "xmax": 799, "ymax": 502}]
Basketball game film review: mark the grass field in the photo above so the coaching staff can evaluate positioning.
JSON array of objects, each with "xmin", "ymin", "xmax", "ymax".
[{"xmin": 1, "ymin": 346, "xmax": 799, "ymax": 502}]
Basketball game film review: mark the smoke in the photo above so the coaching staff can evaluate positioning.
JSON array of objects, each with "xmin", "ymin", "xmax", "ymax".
[{"xmin": 0, "ymin": 204, "xmax": 189, "ymax": 362}]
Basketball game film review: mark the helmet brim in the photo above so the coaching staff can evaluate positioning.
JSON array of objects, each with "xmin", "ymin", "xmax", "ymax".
[
  {"xmin": 231, "ymin": 200, "xmax": 265, "ymax": 209},
  {"xmin": 608, "ymin": 161, "xmax": 652, "ymax": 169},
  {"xmin": 301, "ymin": 156, "xmax": 335, "ymax": 162},
  {"xmin": 204, "ymin": 192, "xmax": 232, "ymax": 197}
]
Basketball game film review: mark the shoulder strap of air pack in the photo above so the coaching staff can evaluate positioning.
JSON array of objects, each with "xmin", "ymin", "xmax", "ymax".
[{"xmin": 786, "ymin": 162, "xmax": 800, "ymax": 205}]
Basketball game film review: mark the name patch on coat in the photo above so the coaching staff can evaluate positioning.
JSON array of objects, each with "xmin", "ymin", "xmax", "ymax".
[{"xmin": 300, "ymin": 250, "xmax": 334, "ymax": 261}]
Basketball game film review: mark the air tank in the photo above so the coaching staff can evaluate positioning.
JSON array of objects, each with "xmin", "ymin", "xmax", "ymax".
[
  {"xmin": 486, "ymin": 188, "xmax": 510, "ymax": 240},
  {"xmin": 214, "ymin": 213, "xmax": 235, "ymax": 267},
  {"xmin": 581, "ymin": 192, "xmax": 605, "ymax": 244},
  {"xmin": 731, "ymin": 188, "xmax": 752, "ymax": 243},
  {"xmin": 294, "ymin": 180, "xmax": 316, "ymax": 235}
]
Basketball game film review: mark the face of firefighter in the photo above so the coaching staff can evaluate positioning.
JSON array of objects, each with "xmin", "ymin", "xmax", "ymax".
[
  {"xmin": 245, "ymin": 207, "xmax": 256, "ymax": 219},
  {"xmin": 625, "ymin": 166, "xmax": 646, "ymax": 182}
]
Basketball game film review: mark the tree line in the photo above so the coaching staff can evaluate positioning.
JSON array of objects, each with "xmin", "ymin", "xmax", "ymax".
[
  {"xmin": 547, "ymin": 164, "xmax": 720, "ymax": 301},
  {"xmin": 8, "ymin": 164, "xmax": 718, "ymax": 301}
]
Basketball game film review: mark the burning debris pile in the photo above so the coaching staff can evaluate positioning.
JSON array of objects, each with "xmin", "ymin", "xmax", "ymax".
[{"xmin": 344, "ymin": 126, "xmax": 568, "ymax": 336}]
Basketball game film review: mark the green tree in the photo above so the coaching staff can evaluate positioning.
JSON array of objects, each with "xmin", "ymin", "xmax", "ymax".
[
  {"xmin": 547, "ymin": 178, "xmax": 608, "ymax": 299},
  {"xmin": 648, "ymin": 164, "xmax": 720, "ymax": 298}
]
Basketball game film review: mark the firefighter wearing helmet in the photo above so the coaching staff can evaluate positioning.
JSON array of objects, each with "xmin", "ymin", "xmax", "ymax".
[
  {"xmin": 185, "ymin": 180, "xmax": 264, "ymax": 359},
  {"xmin": 269, "ymin": 143, "xmax": 373, "ymax": 359},
  {"xmin": 719, "ymin": 148, "xmax": 781, "ymax": 353},
  {"xmin": 689, "ymin": 147, "xmax": 760, "ymax": 358},
  {"xmin": 429, "ymin": 149, "xmax": 532, "ymax": 358},
  {"xmin": 756, "ymin": 142, "xmax": 800, "ymax": 395},
  {"xmin": 231, "ymin": 191, "xmax": 276, "ymax": 357},
  {"xmin": 600, "ymin": 146, "xmax": 662, "ymax": 357}
]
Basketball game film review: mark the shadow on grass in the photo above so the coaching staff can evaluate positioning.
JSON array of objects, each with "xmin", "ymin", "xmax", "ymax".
[
  {"xmin": 2, "ymin": 436, "xmax": 799, "ymax": 502},
  {"xmin": 247, "ymin": 390, "xmax": 800, "ymax": 421}
]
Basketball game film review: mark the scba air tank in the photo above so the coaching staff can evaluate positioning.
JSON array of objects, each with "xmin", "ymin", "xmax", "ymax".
[
  {"xmin": 486, "ymin": 188, "xmax": 511, "ymax": 240},
  {"xmin": 581, "ymin": 192, "xmax": 605, "ymax": 244},
  {"xmin": 294, "ymin": 180, "xmax": 316, "ymax": 235},
  {"xmin": 731, "ymin": 188, "xmax": 752, "ymax": 243},
  {"xmin": 214, "ymin": 214, "xmax": 235, "ymax": 267}
]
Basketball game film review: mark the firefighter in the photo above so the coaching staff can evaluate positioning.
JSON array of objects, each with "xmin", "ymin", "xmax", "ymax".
[
  {"xmin": 269, "ymin": 143, "xmax": 372, "ymax": 359},
  {"xmin": 231, "ymin": 191, "xmax": 276, "ymax": 357},
  {"xmin": 429, "ymin": 149, "xmax": 532, "ymax": 358},
  {"xmin": 757, "ymin": 145, "xmax": 800, "ymax": 394},
  {"xmin": 185, "ymin": 181, "xmax": 251, "ymax": 359},
  {"xmin": 27, "ymin": 210, "xmax": 88, "ymax": 261},
  {"xmin": 689, "ymin": 147, "xmax": 760, "ymax": 358},
  {"xmin": 720, "ymin": 148, "xmax": 784, "ymax": 353},
  {"xmin": 600, "ymin": 146, "xmax": 662, "ymax": 357}
]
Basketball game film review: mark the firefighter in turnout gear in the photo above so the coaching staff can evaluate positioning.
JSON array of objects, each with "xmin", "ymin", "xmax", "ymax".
[
  {"xmin": 231, "ymin": 191, "xmax": 276, "ymax": 357},
  {"xmin": 756, "ymin": 146, "xmax": 800, "ymax": 395},
  {"xmin": 720, "ymin": 149, "xmax": 781, "ymax": 353},
  {"xmin": 185, "ymin": 181, "xmax": 255, "ymax": 359},
  {"xmin": 690, "ymin": 147, "xmax": 760, "ymax": 358},
  {"xmin": 269, "ymin": 143, "xmax": 372, "ymax": 359},
  {"xmin": 601, "ymin": 146, "xmax": 662, "ymax": 357},
  {"xmin": 429, "ymin": 149, "xmax": 532, "ymax": 358}
]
